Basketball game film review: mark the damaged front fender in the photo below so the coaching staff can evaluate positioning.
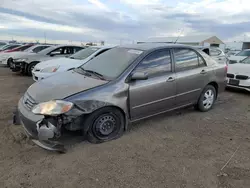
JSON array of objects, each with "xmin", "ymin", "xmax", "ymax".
[{"xmin": 71, "ymin": 100, "xmax": 112, "ymax": 114}]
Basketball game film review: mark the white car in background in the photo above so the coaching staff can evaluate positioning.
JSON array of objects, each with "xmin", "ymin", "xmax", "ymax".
[
  {"xmin": 227, "ymin": 57, "xmax": 250, "ymax": 91},
  {"xmin": 226, "ymin": 50, "xmax": 241, "ymax": 57},
  {"xmin": 32, "ymin": 46, "xmax": 114, "ymax": 81},
  {"xmin": 0, "ymin": 44, "xmax": 52, "ymax": 66},
  {"xmin": 209, "ymin": 47, "xmax": 227, "ymax": 64},
  {"xmin": 227, "ymin": 49, "xmax": 250, "ymax": 64}
]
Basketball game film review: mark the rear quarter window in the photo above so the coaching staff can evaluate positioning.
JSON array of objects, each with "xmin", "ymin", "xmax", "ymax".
[{"xmin": 198, "ymin": 50, "xmax": 217, "ymax": 66}]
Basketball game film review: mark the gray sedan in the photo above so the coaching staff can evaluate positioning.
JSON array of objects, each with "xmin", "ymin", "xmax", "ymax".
[{"xmin": 15, "ymin": 43, "xmax": 227, "ymax": 152}]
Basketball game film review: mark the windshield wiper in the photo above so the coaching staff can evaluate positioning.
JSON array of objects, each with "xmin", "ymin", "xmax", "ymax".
[
  {"xmin": 69, "ymin": 57, "xmax": 75, "ymax": 59},
  {"xmin": 83, "ymin": 69, "xmax": 106, "ymax": 80},
  {"xmin": 77, "ymin": 67, "xmax": 106, "ymax": 80}
]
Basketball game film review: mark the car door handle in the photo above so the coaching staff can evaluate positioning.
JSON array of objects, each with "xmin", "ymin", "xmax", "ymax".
[
  {"xmin": 166, "ymin": 77, "xmax": 175, "ymax": 82},
  {"xmin": 200, "ymin": 70, "xmax": 207, "ymax": 74}
]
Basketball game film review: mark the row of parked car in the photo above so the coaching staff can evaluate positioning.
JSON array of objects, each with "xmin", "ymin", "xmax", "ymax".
[{"xmin": 1, "ymin": 42, "xmax": 247, "ymax": 152}]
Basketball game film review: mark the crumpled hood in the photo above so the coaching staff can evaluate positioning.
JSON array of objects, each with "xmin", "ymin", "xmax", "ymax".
[
  {"xmin": 35, "ymin": 58, "xmax": 83, "ymax": 70},
  {"xmin": 228, "ymin": 56, "xmax": 247, "ymax": 62},
  {"xmin": 27, "ymin": 70, "xmax": 108, "ymax": 103},
  {"xmin": 228, "ymin": 64, "xmax": 250, "ymax": 75}
]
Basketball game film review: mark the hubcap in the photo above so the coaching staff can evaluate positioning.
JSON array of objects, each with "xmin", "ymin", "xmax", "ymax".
[
  {"xmin": 203, "ymin": 89, "xmax": 214, "ymax": 109},
  {"xmin": 95, "ymin": 115, "xmax": 116, "ymax": 136}
]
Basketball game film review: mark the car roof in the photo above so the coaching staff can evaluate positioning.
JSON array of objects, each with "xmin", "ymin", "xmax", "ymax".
[
  {"xmin": 32, "ymin": 44, "xmax": 53, "ymax": 47},
  {"xmin": 119, "ymin": 43, "xmax": 199, "ymax": 51},
  {"xmin": 53, "ymin": 44, "xmax": 83, "ymax": 48},
  {"xmin": 88, "ymin": 45, "xmax": 116, "ymax": 49}
]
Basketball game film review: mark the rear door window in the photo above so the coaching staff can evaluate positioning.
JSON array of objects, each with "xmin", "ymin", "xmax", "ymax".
[{"xmin": 174, "ymin": 48, "xmax": 199, "ymax": 72}]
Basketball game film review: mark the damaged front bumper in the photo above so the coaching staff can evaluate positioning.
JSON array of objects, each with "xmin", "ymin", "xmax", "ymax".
[
  {"xmin": 10, "ymin": 61, "xmax": 25, "ymax": 72},
  {"xmin": 14, "ymin": 99, "xmax": 67, "ymax": 153}
]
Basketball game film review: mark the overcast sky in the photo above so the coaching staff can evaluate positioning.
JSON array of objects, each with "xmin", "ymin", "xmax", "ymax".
[{"xmin": 0, "ymin": 0, "xmax": 250, "ymax": 44}]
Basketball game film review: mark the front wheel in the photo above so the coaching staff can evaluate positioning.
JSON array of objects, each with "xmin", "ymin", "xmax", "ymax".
[
  {"xmin": 7, "ymin": 58, "xmax": 12, "ymax": 67},
  {"xmin": 26, "ymin": 62, "xmax": 37, "ymax": 76},
  {"xmin": 85, "ymin": 107, "xmax": 125, "ymax": 144},
  {"xmin": 196, "ymin": 85, "xmax": 216, "ymax": 112}
]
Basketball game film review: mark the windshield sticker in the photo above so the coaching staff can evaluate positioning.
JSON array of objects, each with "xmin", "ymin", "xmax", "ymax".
[{"xmin": 128, "ymin": 49, "xmax": 143, "ymax": 55}]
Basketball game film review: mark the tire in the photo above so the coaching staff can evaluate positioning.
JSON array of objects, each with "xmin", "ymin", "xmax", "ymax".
[
  {"xmin": 7, "ymin": 58, "xmax": 12, "ymax": 67},
  {"xmin": 26, "ymin": 62, "xmax": 37, "ymax": 76},
  {"xmin": 196, "ymin": 85, "xmax": 217, "ymax": 112},
  {"xmin": 85, "ymin": 107, "xmax": 125, "ymax": 144}
]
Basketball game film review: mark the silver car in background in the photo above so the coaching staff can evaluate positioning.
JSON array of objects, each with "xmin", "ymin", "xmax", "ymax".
[
  {"xmin": 209, "ymin": 47, "xmax": 227, "ymax": 64},
  {"xmin": 10, "ymin": 45, "xmax": 85, "ymax": 75},
  {"xmin": 15, "ymin": 43, "xmax": 227, "ymax": 152},
  {"xmin": 0, "ymin": 44, "xmax": 52, "ymax": 66}
]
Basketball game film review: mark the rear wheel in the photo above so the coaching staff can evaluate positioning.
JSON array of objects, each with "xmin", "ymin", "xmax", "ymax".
[
  {"xmin": 196, "ymin": 85, "xmax": 216, "ymax": 112},
  {"xmin": 85, "ymin": 107, "xmax": 125, "ymax": 144}
]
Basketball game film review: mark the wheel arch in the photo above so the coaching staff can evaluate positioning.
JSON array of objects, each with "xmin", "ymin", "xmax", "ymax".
[
  {"xmin": 25, "ymin": 61, "xmax": 40, "ymax": 69},
  {"xmin": 29, "ymin": 61, "xmax": 40, "ymax": 64},
  {"xmin": 207, "ymin": 81, "xmax": 218, "ymax": 98},
  {"xmin": 82, "ymin": 105, "xmax": 128, "ymax": 133}
]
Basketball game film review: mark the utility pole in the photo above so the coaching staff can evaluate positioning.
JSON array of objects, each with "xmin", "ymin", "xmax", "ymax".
[{"xmin": 44, "ymin": 31, "xmax": 47, "ymax": 44}]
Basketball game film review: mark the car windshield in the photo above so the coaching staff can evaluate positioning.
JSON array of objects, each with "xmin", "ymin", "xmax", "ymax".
[
  {"xmin": 12, "ymin": 45, "xmax": 32, "ymax": 51},
  {"xmin": 23, "ymin": 46, "xmax": 36, "ymax": 52},
  {"xmin": 69, "ymin": 47, "xmax": 100, "ymax": 60},
  {"xmin": 78, "ymin": 47, "xmax": 143, "ymax": 80},
  {"xmin": 1, "ymin": 45, "xmax": 20, "ymax": 50},
  {"xmin": 240, "ymin": 57, "xmax": 250, "ymax": 64},
  {"xmin": 0, "ymin": 45, "xmax": 7, "ymax": 50},
  {"xmin": 37, "ymin": 46, "xmax": 56, "ymax": 54},
  {"xmin": 235, "ymin": 50, "xmax": 250, "ymax": 56},
  {"xmin": 0, "ymin": 42, "xmax": 6, "ymax": 47}
]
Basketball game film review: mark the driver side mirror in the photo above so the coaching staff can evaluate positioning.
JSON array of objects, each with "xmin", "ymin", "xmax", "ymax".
[{"xmin": 130, "ymin": 72, "xmax": 148, "ymax": 81}]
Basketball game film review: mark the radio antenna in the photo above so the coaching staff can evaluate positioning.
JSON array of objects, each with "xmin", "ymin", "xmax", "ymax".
[{"xmin": 174, "ymin": 28, "xmax": 184, "ymax": 44}]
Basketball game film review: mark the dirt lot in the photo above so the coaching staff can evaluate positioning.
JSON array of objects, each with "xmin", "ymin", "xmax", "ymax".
[{"xmin": 0, "ymin": 66, "xmax": 250, "ymax": 188}]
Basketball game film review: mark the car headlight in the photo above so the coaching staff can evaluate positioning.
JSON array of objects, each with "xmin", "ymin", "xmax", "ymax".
[
  {"xmin": 14, "ymin": 58, "xmax": 28, "ymax": 62},
  {"xmin": 32, "ymin": 100, "xmax": 73, "ymax": 115},
  {"xmin": 40, "ymin": 66, "xmax": 59, "ymax": 73}
]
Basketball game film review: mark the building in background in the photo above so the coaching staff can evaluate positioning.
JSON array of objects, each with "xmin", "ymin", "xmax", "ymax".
[
  {"xmin": 137, "ymin": 35, "xmax": 224, "ymax": 48},
  {"xmin": 224, "ymin": 41, "xmax": 250, "ymax": 51}
]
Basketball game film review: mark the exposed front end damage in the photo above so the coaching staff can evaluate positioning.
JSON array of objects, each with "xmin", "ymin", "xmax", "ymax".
[
  {"xmin": 21, "ymin": 115, "xmax": 67, "ymax": 153},
  {"xmin": 15, "ymin": 97, "xmax": 87, "ymax": 153},
  {"xmin": 15, "ymin": 97, "xmax": 119, "ymax": 153},
  {"xmin": 32, "ymin": 113, "xmax": 86, "ymax": 153},
  {"xmin": 15, "ymin": 69, "xmax": 129, "ymax": 152}
]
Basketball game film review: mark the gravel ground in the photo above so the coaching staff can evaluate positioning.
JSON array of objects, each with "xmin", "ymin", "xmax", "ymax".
[{"xmin": 0, "ymin": 66, "xmax": 250, "ymax": 188}]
